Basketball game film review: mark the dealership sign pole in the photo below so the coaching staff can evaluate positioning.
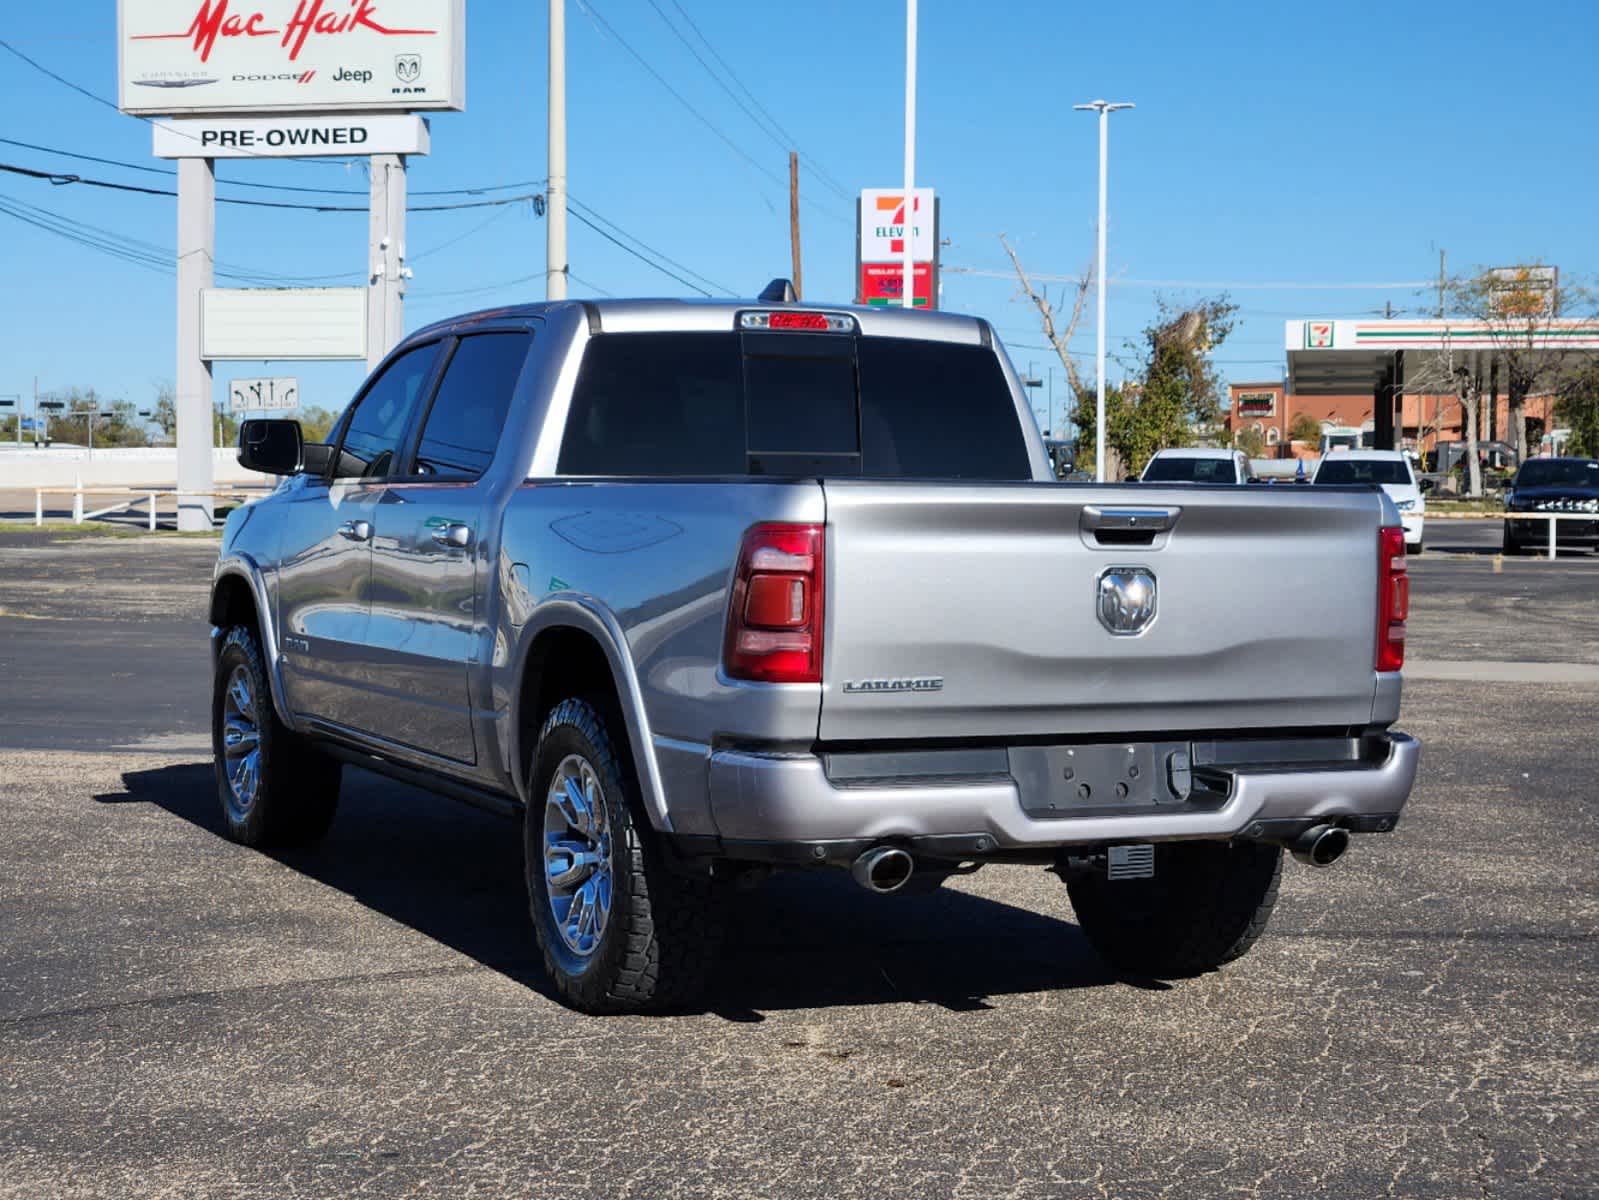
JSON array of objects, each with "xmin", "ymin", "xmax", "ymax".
[{"xmin": 120, "ymin": 0, "xmax": 464, "ymax": 530}]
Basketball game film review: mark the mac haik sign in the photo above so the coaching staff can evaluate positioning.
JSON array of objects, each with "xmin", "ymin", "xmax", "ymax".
[{"xmin": 118, "ymin": 0, "xmax": 464, "ymax": 114}]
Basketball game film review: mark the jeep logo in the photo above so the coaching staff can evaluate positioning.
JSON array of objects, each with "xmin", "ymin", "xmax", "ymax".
[{"xmin": 333, "ymin": 68, "xmax": 374, "ymax": 83}]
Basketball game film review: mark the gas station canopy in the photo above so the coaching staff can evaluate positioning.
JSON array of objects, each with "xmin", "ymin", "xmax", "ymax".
[{"xmin": 1285, "ymin": 318, "xmax": 1599, "ymax": 447}]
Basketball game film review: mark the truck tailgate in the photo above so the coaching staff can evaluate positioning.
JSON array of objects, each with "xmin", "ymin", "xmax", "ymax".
[{"xmin": 819, "ymin": 481, "xmax": 1384, "ymax": 742}]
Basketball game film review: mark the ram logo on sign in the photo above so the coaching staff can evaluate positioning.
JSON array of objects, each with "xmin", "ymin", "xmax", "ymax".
[{"xmin": 117, "ymin": 0, "xmax": 465, "ymax": 114}]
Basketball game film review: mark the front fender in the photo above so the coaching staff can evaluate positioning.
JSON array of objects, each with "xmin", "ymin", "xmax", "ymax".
[
  {"xmin": 509, "ymin": 595, "xmax": 673, "ymax": 833},
  {"xmin": 211, "ymin": 552, "xmax": 296, "ymax": 732}
]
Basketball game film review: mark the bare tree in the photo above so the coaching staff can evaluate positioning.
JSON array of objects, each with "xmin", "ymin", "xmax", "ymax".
[
  {"xmin": 1000, "ymin": 234, "xmax": 1092, "ymax": 408},
  {"xmin": 1402, "ymin": 328, "xmax": 1484, "ymax": 496},
  {"xmin": 1440, "ymin": 267, "xmax": 1591, "ymax": 462}
]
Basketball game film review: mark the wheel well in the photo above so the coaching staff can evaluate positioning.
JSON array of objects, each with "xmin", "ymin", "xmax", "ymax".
[
  {"xmin": 210, "ymin": 574, "xmax": 260, "ymax": 644},
  {"xmin": 518, "ymin": 626, "xmax": 626, "ymax": 764}
]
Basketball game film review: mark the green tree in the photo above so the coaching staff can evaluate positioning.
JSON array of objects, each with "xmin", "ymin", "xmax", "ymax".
[
  {"xmin": 1086, "ymin": 298, "xmax": 1238, "ymax": 476},
  {"xmin": 152, "ymin": 383, "xmax": 177, "ymax": 441},
  {"xmin": 299, "ymin": 405, "xmax": 339, "ymax": 443},
  {"xmin": 1288, "ymin": 410, "xmax": 1321, "ymax": 445},
  {"xmin": 1235, "ymin": 426, "xmax": 1266, "ymax": 458},
  {"xmin": 1556, "ymin": 361, "xmax": 1599, "ymax": 458}
]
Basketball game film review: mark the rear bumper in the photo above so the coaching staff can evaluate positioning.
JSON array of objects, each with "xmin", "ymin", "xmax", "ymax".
[{"xmin": 705, "ymin": 732, "xmax": 1419, "ymax": 858}]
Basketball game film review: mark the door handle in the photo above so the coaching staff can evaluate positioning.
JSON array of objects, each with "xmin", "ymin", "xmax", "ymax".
[
  {"xmin": 431, "ymin": 522, "xmax": 472, "ymax": 549},
  {"xmin": 337, "ymin": 519, "xmax": 372, "ymax": 542}
]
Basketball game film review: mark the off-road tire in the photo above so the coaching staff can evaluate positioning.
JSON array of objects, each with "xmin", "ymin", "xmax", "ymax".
[
  {"xmin": 525, "ymin": 698, "xmax": 725, "ymax": 1014},
  {"xmin": 211, "ymin": 625, "xmax": 341, "ymax": 847},
  {"xmin": 1502, "ymin": 525, "xmax": 1521, "ymax": 556},
  {"xmin": 1067, "ymin": 841, "xmax": 1283, "ymax": 977}
]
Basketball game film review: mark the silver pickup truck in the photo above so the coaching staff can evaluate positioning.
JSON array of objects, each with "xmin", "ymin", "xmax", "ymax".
[{"xmin": 211, "ymin": 293, "xmax": 1419, "ymax": 1013}]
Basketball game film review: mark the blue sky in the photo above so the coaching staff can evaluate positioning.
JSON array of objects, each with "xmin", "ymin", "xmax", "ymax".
[{"xmin": 1, "ymin": 0, "xmax": 1596, "ymax": 435}]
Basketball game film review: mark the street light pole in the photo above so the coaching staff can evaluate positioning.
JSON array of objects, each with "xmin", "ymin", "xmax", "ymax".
[
  {"xmin": 1073, "ymin": 99, "xmax": 1133, "ymax": 481},
  {"xmin": 901, "ymin": 0, "xmax": 917, "ymax": 311}
]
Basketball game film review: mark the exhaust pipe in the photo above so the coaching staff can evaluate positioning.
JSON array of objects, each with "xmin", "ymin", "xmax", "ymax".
[
  {"xmin": 851, "ymin": 846, "xmax": 915, "ymax": 894},
  {"xmin": 1287, "ymin": 824, "xmax": 1350, "ymax": 868}
]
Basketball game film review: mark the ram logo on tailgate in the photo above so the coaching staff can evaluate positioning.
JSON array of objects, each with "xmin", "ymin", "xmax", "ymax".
[{"xmin": 843, "ymin": 677, "xmax": 944, "ymax": 694}]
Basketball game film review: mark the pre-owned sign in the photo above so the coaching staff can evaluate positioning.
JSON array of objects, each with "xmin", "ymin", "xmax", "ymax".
[
  {"xmin": 117, "ymin": 0, "xmax": 465, "ymax": 114},
  {"xmin": 153, "ymin": 113, "xmax": 430, "ymax": 157}
]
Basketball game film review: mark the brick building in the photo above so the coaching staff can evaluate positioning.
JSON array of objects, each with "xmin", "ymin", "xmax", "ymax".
[{"xmin": 1225, "ymin": 381, "xmax": 1556, "ymax": 459}]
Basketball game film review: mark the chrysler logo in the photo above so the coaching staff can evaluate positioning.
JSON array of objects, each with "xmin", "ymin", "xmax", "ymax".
[{"xmin": 1096, "ymin": 567, "xmax": 1157, "ymax": 636}]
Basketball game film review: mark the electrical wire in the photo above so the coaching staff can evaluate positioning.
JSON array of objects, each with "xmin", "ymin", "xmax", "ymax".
[
  {"xmin": 566, "ymin": 192, "xmax": 733, "ymax": 295},
  {"xmin": 573, "ymin": 0, "xmax": 847, "ymax": 227},
  {"xmin": 645, "ymin": 0, "xmax": 850, "ymax": 201},
  {"xmin": 948, "ymin": 265, "xmax": 1431, "ymax": 290},
  {"xmin": 0, "ymin": 137, "xmax": 548, "ymax": 199},
  {"xmin": 565, "ymin": 206, "xmax": 715, "ymax": 296},
  {"xmin": 0, "ymin": 160, "xmax": 545, "ymax": 213},
  {"xmin": 0, "ymin": 37, "xmax": 356, "ymax": 168}
]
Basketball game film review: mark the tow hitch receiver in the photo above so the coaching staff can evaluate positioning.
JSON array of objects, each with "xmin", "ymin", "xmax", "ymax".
[{"xmin": 1107, "ymin": 844, "xmax": 1155, "ymax": 880}]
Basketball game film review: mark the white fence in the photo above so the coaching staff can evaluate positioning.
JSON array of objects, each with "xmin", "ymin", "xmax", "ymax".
[{"xmin": 0, "ymin": 446, "xmax": 271, "ymax": 489}]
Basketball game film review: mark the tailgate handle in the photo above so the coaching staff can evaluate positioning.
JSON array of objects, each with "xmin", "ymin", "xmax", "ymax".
[{"xmin": 1081, "ymin": 506, "xmax": 1180, "ymax": 545}]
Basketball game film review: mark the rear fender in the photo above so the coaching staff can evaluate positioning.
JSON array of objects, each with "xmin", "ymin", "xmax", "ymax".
[{"xmin": 509, "ymin": 596, "xmax": 672, "ymax": 832}]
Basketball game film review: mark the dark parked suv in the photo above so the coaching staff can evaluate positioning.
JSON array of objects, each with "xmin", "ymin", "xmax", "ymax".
[{"xmin": 1503, "ymin": 457, "xmax": 1599, "ymax": 555}]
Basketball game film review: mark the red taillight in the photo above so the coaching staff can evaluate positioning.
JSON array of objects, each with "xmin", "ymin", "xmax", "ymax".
[
  {"xmin": 724, "ymin": 523, "xmax": 824, "ymax": 683},
  {"xmin": 1377, "ymin": 526, "xmax": 1408, "ymax": 672},
  {"xmin": 768, "ymin": 311, "xmax": 830, "ymax": 331}
]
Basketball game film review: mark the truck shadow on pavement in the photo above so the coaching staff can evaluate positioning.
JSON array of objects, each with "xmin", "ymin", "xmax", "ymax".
[{"xmin": 96, "ymin": 762, "xmax": 1134, "ymax": 1018}]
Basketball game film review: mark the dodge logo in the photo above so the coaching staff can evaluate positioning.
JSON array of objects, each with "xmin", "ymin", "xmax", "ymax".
[
  {"xmin": 395, "ymin": 54, "xmax": 421, "ymax": 82},
  {"xmin": 1096, "ymin": 567, "xmax": 1157, "ymax": 636}
]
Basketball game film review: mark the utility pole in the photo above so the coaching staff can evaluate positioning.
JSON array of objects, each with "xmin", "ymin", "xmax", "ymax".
[
  {"xmin": 546, "ymin": 0, "xmax": 568, "ymax": 301},
  {"xmin": 901, "ymin": 0, "xmax": 917, "ymax": 310},
  {"xmin": 1073, "ymin": 99, "xmax": 1134, "ymax": 482},
  {"xmin": 788, "ymin": 152, "xmax": 803, "ymax": 299},
  {"xmin": 366, "ymin": 153, "xmax": 408, "ymax": 372},
  {"xmin": 1437, "ymin": 248, "xmax": 1446, "ymax": 318}
]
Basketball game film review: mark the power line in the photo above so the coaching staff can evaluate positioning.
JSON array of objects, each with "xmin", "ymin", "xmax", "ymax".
[
  {"xmin": 665, "ymin": 0, "xmax": 850, "ymax": 201},
  {"xmin": 948, "ymin": 265, "xmax": 1431, "ymax": 290},
  {"xmin": 567, "ymin": 192, "xmax": 733, "ymax": 295},
  {"xmin": 0, "ymin": 189, "xmax": 370, "ymax": 283},
  {"xmin": 0, "ymin": 137, "xmax": 546, "ymax": 199},
  {"xmin": 0, "ymin": 38, "xmax": 354, "ymax": 168},
  {"xmin": 566, "ymin": 206, "xmax": 716, "ymax": 296},
  {"xmin": 645, "ymin": 0, "xmax": 851, "ymax": 201},
  {"xmin": 573, "ymin": 0, "xmax": 848, "ymax": 227},
  {"xmin": 0, "ymin": 160, "xmax": 545, "ymax": 213}
]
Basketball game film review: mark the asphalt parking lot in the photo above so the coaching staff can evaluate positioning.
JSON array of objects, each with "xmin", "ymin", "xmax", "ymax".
[{"xmin": 1, "ymin": 527, "xmax": 1594, "ymax": 1199}]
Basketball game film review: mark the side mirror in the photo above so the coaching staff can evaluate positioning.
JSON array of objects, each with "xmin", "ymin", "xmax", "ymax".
[
  {"xmin": 1418, "ymin": 478, "xmax": 1436, "ymax": 494},
  {"xmin": 238, "ymin": 418, "xmax": 303, "ymax": 475}
]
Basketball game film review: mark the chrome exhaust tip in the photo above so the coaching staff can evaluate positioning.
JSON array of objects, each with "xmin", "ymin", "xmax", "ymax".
[
  {"xmin": 851, "ymin": 846, "xmax": 915, "ymax": 894},
  {"xmin": 1289, "ymin": 824, "xmax": 1350, "ymax": 868}
]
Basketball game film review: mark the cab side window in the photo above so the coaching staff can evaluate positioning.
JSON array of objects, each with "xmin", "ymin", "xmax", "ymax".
[
  {"xmin": 334, "ymin": 343, "xmax": 441, "ymax": 480},
  {"xmin": 413, "ymin": 333, "xmax": 532, "ymax": 478}
]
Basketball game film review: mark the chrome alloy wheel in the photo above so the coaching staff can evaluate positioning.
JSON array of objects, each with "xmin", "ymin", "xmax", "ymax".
[
  {"xmin": 543, "ymin": 754, "xmax": 615, "ymax": 957},
  {"xmin": 220, "ymin": 665, "xmax": 262, "ymax": 820}
]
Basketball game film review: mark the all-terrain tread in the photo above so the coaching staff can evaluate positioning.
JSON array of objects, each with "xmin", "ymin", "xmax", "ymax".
[
  {"xmin": 528, "ymin": 698, "xmax": 724, "ymax": 1013},
  {"xmin": 1066, "ymin": 841, "xmax": 1283, "ymax": 977},
  {"xmin": 212, "ymin": 625, "xmax": 340, "ymax": 848}
]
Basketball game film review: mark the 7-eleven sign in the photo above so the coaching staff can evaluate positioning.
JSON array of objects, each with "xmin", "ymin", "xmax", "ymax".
[{"xmin": 859, "ymin": 188, "xmax": 936, "ymax": 261}]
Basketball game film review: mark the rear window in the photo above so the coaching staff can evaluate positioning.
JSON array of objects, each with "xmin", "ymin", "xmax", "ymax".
[
  {"xmin": 1315, "ymin": 458, "xmax": 1412, "ymax": 485},
  {"xmin": 556, "ymin": 331, "xmax": 1031, "ymax": 480},
  {"xmin": 1142, "ymin": 456, "xmax": 1237, "ymax": 484},
  {"xmin": 1516, "ymin": 458, "xmax": 1599, "ymax": 488}
]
